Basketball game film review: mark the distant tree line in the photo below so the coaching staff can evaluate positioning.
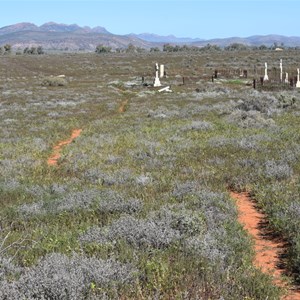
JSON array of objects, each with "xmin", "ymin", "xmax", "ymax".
[
  {"xmin": 95, "ymin": 42, "xmax": 300, "ymax": 54},
  {"xmin": 162, "ymin": 43, "xmax": 222, "ymax": 52},
  {"xmin": 23, "ymin": 46, "xmax": 44, "ymax": 55},
  {"xmin": 162, "ymin": 42, "xmax": 300, "ymax": 52},
  {"xmin": 2, "ymin": 42, "xmax": 299, "ymax": 56},
  {"xmin": 95, "ymin": 43, "xmax": 147, "ymax": 54},
  {"xmin": 0, "ymin": 44, "xmax": 45, "ymax": 55}
]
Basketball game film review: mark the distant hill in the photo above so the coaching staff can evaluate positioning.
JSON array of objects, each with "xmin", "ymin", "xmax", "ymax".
[
  {"xmin": 127, "ymin": 33, "xmax": 204, "ymax": 44},
  {"xmin": 1, "ymin": 22, "xmax": 300, "ymax": 51},
  {"xmin": 191, "ymin": 35, "xmax": 300, "ymax": 47}
]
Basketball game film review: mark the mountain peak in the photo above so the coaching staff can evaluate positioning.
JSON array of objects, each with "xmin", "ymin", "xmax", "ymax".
[
  {"xmin": 13, "ymin": 22, "xmax": 36, "ymax": 28},
  {"xmin": 39, "ymin": 22, "xmax": 82, "ymax": 32},
  {"xmin": 0, "ymin": 22, "xmax": 38, "ymax": 35},
  {"xmin": 41, "ymin": 22, "xmax": 58, "ymax": 26},
  {"xmin": 91, "ymin": 26, "xmax": 110, "ymax": 34}
]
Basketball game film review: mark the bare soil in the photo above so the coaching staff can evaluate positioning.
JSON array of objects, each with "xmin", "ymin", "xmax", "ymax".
[
  {"xmin": 230, "ymin": 191, "xmax": 300, "ymax": 300},
  {"xmin": 118, "ymin": 99, "xmax": 128, "ymax": 113},
  {"xmin": 47, "ymin": 129, "xmax": 82, "ymax": 166}
]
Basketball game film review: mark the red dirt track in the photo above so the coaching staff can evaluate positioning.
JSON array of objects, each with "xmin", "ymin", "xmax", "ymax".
[
  {"xmin": 230, "ymin": 191, "xmax": 300, "ymax": 300},
  {"xmin": 47, "ymin": 129, "xmax": 82, "ymax": 166},
  {"xmin": 118, "ymin": 99, "xmax": 128, "ymax": 113}
]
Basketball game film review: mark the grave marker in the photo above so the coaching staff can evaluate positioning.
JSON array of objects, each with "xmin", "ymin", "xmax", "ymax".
[
  {"xmin": 296, "ymin": 68, "xmax": 300, "ymax": 88},
  {"xmin": 280, "ymin": 59, "xmax": 283, "ymax": 82},
  {"xmin": 214, "ymin": 70, "xmax": 218, "ymax": 79},
  {"xmin": 260, "ymin": 76, "xmax": 264, "ymax": 86},
  {"xmin": 160, "ymin": 64, "xmax": 164, "ymax": 78},
  {"xmin": 285, "ymin": 72, "xmax": 289, "ymax": 84},
  {"xmin": 158, "ymin": 86, "xmax": 172, "ymax": 93},
  {"xmin": 263, "ymin": 62, "xmax": 269, "ymax": 81},
  {"xmin": 153, "ymin": 63, "xmax": 162, "ymax": 87}
]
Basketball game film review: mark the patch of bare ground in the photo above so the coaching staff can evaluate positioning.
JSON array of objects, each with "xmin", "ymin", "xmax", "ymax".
[
  {"xmin": 118, "ymin": 99, "xmax": 128, "ymax": 113},
  {"xmin": 230, "ymin": 191, "xmax": 300, "ymax": 300},
  {"xmin": 47, "ymin": 129, "xmax": 82, "ymax": 166}
]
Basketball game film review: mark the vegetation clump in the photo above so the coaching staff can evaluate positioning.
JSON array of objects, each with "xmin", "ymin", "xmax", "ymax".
[
  {"xmin": 95, "ymin": 44, "xmax": 112, "ymax": 54},
  {"xmin": 0, "ymin": 253, "xmax": 136, "ymax": 299},
  {"xmin": 41, "ymin": 76, "xmax": 67, "ymax": 86},
  {"xmin": 23, "ymin": 46, "xmax": 44, "ymax": 55}
]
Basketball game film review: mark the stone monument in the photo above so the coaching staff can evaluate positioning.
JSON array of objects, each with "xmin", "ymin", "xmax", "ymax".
[
  {"xmin": 153, "ymin": 63, "xmax": 161, "ymax": 87},
  {"xmin": 160, "ymin": 64, "xmax": 164, "ymax": 78},
  {"xmin": 280, "ymin": 59, "xmax": 283, "ymax": 82},
  {"xmin": 263, "ymin": 62, "xmax": 269, "ymax": 81},
  {"xmin": 285, "ymin": 72, "xmax": 289, "ymax": 84},
  {"xmin": 158, "ymin": 86, "xmax": 172, "ymax": 93},
  {"xmin": 296, "ymin": 68, "xmax": 300, "ymax": 88}
]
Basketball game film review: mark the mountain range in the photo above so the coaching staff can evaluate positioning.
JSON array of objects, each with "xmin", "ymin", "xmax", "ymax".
[
  {"xmin": 1, "ymin": 22, "xmax": 300, "ymax": 51},
  {"xmin": 0, "ymin": 22, "xmax": 154, "ymax": 50},
  {"xmin": 0, "ymin": 22, "xmax": 111, "ymax": 35},
  {"xmin": 127, "ymin": 33, "xmax": 204, "ymax": 44}
]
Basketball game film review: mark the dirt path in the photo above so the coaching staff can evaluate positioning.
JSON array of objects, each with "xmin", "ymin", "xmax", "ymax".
[
  {"xmin": 230, "ymin": 191, "xmax": 300, "ymax": 300},
  {"xmin": 118, "ymin": 99, "xmax": 128, "ymax": 113},
  {"xmin": 47, "ymin": 129, "xmax": 82, "ymax": 166}
]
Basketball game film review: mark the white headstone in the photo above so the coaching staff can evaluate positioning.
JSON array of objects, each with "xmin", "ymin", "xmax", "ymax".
[
  {"xmin": 263, "ymin": 62, "xmax": 269, "ymax": 81},
  {"xmin": 158, "ymin": 86, "xmax": 172, "ymax": 93},
  {"xmin": 160, "ymin": 64, "xmax": 164, "ymax": 78},
  {"xmin": 153, "ymin": 63, "xmax": 161, "ymax": 87},
  {"xmin": 280, "ymin": 59, "xmax": 283, "ymax": 82},
  {"xmin": 296, "ymin": 68, "xmax": 300, "ymax": 88},
  {"xmin": 285, "ymin": 72, "xmax": 289, "ymax": 84}
]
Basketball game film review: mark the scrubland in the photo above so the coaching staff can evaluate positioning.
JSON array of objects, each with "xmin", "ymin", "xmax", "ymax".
[{"xmin": 0, "ymin": 50, "xmax": 300, "ymax": 299}]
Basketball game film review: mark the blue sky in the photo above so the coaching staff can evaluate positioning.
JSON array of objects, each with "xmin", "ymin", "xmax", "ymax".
[{"xmin": 0, "ymin": 1, "xmax": 299, "ymax": 39}]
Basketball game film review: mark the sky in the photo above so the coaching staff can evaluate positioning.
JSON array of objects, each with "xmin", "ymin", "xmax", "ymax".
[{"xmin": 0, "ymin": 0, "xmax": 299, "ymax": 39}]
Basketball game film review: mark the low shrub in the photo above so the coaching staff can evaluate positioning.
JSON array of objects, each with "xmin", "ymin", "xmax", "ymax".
[
  {"xmin": 80, "ymin": 214, "xmax": 182, "ymax": 249},
  {"xmin": 0, "ymin": 253, "xmax": 136, "ymax": 299},
  {"xmin": 181, "ymin": 120, "xmax": 214, "ymax": 131},
  {"xmin": 41, "ymin": 76, "xmax": 67, "ymax": 87},
  {"xmin": 226, "ymin": 109, "xmax": 276, "ymax": 128},
  {"xmin": 98, "ymin": 198, "xmax": 142, "ymax": 214},
  {"xmin": 18, "ymin": 190, "xmax": 139, "ymax": 217},
  {"xmin": 0, "ymin": 256, "xmax": 22, "ymax": 282},
  {"xmin": 263, "ymin": 160, "xmax": 293, "ymax": 180}
]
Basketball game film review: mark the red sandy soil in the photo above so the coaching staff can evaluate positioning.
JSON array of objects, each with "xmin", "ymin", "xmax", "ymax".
[
  {"xmin": 230, "ymin": 191, "xmax": 300, "ymax": 300},
  {"xmin": 118, "ymin": 99, "xmax": 128, "ymax": 113},
  {"xmin": 47, "ymin": 129, "xmax": 82, "ymax": 166}
]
